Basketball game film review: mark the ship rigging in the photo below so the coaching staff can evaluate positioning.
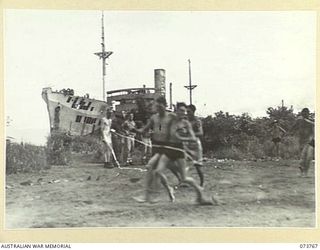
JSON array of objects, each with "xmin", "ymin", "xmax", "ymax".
[{"xmin": 94, "ymin": 12, "xmax": 113, "ymax": 102}]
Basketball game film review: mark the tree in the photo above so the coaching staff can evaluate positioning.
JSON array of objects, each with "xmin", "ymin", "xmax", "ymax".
[{"xmin": 266, "ymin": 105, "xmax": 296, "ymax": 130}]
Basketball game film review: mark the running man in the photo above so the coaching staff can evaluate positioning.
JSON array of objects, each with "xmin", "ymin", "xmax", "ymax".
[
  {"xmin": 185, "ymin": 104, "xmax": 205, "ymax": 187},
  {"xmin": 153, "ymin": 102, "xmax": 214, "ymax": 205},
  {"xmin": 291, "ymin": 108, "xmax": 314, "ymax": 177},
  {"xmin": 133, "ymin": 96, "xmax": 176, "ymax": 202}
]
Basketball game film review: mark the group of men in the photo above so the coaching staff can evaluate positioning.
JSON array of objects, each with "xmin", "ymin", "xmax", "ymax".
[
  {"xmin": 101, "ymin": 97, "xmax": 315, "ymax": 205},
  {"xmin": 100, "ymin": 109, "xmax": 137, "ymax": 168},
  {"xmin": 101, "ymin": 96, "xmax": 212, "ymax": 205}
]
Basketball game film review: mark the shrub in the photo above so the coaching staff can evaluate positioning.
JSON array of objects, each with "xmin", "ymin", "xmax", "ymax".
[
  {"xmin": 209, "ymin": 146, "xmax": 244, "ymax": 160},
  {"xmin": 262, "ymin": 140, "xmax": 274, "ymax": 158},
  {"xmin": 202, "ymin": 105, "xmax": 307, "ymax": 160},
  {"xmin": 246, "ymin": 137, "xmax": 265, "ymax": 159},
  {"xmin": 6, "ymin": 140, "xmax": 48, "ymax": 174},
  {"xmin": 71, "ymin": 135, "xmax": 101, "ymax": 153},
  {"xmin": 46, "ymin": 132, "xmax": 72, "ymax": 165},
  {"xmin": 280, "ymin": 136, "xmax": 300, "ymax": 159}
]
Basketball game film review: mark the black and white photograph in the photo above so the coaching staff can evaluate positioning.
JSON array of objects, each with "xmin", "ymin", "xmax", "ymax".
[{"xmin": 4, "ymin": 10, "xmax": 316, "ymax": 228}]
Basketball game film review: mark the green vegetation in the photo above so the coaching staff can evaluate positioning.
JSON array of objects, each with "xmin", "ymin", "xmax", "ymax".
[
  {"xmin": 5, "ymin": 104, "xmax": 313, "ymax": 174},
  {"xmin": 202, "ymin": 105, "xmax": 308, "ymax": 160},
  {"xmin": 6, "ymin": 141, "xmax": 48, "ymax": 174}
]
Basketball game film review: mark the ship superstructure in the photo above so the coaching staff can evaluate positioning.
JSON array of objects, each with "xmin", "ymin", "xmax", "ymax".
[
  {"xmin": 107, "ymin": 69, "xmax": 166, "ymax": 113},
  {"xmin": 42, "ymin": 13, "xmax": 168, "ymax": 136}
]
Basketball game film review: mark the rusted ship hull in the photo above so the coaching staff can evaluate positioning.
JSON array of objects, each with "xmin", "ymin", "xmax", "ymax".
[
  {"xmin": 42, "ymin": 87, "xmax": 109, "ymax": 136},
  {"xmin": 42, "ymin": 69, "xmax": 167, "ymax": 136}
]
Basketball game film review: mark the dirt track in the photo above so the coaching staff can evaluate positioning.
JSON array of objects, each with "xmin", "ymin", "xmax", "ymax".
[{"xmin": 5, "ymin": 156, "xmax": 315, "ymax": 228}]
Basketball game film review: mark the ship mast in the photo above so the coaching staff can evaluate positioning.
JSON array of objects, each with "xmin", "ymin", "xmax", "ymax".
[
  {"xmin": 94, "ymin": 11, "xmax": 113, "ymax": 102},
  {"xmin": 184, "ymin": 59, "xmax": 197, "ymax": 105}
]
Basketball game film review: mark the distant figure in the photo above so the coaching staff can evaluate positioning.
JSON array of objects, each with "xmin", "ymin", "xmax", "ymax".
[
  {"xmin": 134, "ymin": 120, "xmax": 152, "ymax": 164},
  {"xmin": 118, "ymin": 110, "xmax": 127, "ymax": 164},
  {"xmin": 141, "ymin": 127, "xmax": 152, "ymax": 164},
  {"xmin": 111, "ymin": 112, "xmax": 125, "ymax": 163},
  {"xmin": 269, "ymin": 120, "xmax": 286, "ymax": 160},
  {"xmin": 122, "ymin": 112, "xmax": 136, "ymax": 165},
  {"xmin": 101, "ymin": 109, "xmax": 115, "ymax": 168},
  {"xmin": 53, "ymin": 105, "xmax": 61, "ymax": 131},
  {"xmin": 291, "ymin": 108, "xmax": 314, "ymax": 177}
]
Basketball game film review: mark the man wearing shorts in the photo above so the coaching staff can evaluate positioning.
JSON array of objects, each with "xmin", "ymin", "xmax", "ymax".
[
  {"xmin": 291, "ymin": 108, "xmax": 314, "ymax": 177},
  {"xmin": 185, "ymin": 104, "xmax": 205, "ymax": 187},
  {"xmin": 133, "ymin": 96, "xmax": 176, "ymax": 202},
  {"xmin": 122, "ymin": 112, "xmax": 136, "ymax": 165},
  {"xmin": 270, "ymin": 120, "xmax": 286, "ymax": 160},
  {"xmin": 153, "ymin": 102, "xmax": 214, "ymax": 205}
]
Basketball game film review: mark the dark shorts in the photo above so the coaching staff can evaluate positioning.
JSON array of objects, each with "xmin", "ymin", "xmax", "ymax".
[
  {"xmin": 163, "ymin": 142, "xmax": 185, "ymax": 161},
  {"xmin": 151, "ymin": 140, "xmax": 168, "ymax": 156},
  {"xmin": 152, "ymin": 141, "xmax": 185, "ymax": 161},
  {"xmin": 272, "ymin": 137, "xmax": 281, "ymax": 143}
]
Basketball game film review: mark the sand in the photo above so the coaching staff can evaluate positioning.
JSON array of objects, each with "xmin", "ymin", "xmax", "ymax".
[{"xmin": 5, "ymin": 157, "xmax": 315, "ymax": 228}]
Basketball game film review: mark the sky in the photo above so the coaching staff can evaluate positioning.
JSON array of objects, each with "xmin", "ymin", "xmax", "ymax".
[{"xmin": 4, "ymin": 10, "xmax": 316, "ymax": 145}]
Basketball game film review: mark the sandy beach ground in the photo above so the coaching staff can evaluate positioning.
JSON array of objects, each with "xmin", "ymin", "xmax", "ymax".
[{"xmin": 5, "ymin": 156, "xmax": 315, "ymax": 228}]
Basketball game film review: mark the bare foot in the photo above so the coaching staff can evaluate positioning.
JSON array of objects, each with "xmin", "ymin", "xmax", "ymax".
[
  {"xmin": 196, "ymin": 196, "xmax": 216, "ymax": 206},
  {"xmin": 168, "ymin": 186, "xmax": 175, "ymax": 202},
  {"xmin": 132, "ymin": 195, "xmax": 159, "ymax": 204},
  {"xmin": 133, "ymin": 196, "xmax": 148, "ymax": 203}
]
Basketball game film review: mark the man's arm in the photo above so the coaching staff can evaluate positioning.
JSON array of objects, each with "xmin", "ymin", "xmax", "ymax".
[
  {"xmin": 175, "ymin": 120, "xmax": 196, "ymax": 142},
  {"xmin": 194, "ymin": 119, "xmax": 204, "ymax": 137},
  {"xmin": 278, "ymin": 125, "xmax": 287, "ymax": 134},
  {"xmin": 304, "ymin": 118, "xmax": 314, "ymax": 125},
  {"xmin": 134, "ymin": 117, "xmax": 153, "ymax": 134}
]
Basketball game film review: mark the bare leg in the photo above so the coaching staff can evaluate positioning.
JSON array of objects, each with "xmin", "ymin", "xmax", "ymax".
[
  {"xmin": 194, "ymin": 164, "xmax": 204, "ymax": 187},
  {"xmin": 154, "ymin": 154, "xmax": 175, "ymax": 202},
  {"xmin": 304, "ymin": 145, "xmax": 314, "ymax": 176},
  {"xmin": 272, "ymin": 142, "xmax": 279, "ymax": 159},
  {"xmin": 167, "ymin": 161, "xmax": 182, "ymax": 185},
  {"xmin": 145, "ymin": 153, "xmax": 161, "ymax": 199},
  {"xmin": 176, "ymin": 158, "xmax": 213, "ymax": 205},
  {"xmin": 126, "ymin": 137, "xmax": 134, "ymax": 164},
  {"xmin": 300, "ymin": 144, "xmax": 314, "ymax": 177},
  {"xmin": 120, "ymin": 138, "xmax": 127, "ymax": 164},
  {"xmin": 103, "ymin": 142, "xmax": 113, "ymax": 168},
  {"xmin": 275, "ymin": 142, "xmax": 280, "ymax": 158},
  {"xmin": 134, "ymin": 153, "xmax": 175, "ymax": 202}
]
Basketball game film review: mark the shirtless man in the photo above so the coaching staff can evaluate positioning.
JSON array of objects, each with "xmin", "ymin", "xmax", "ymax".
[
  {"xmin": 185, "ymin": 104, "xmax": 205, "ymax": 187},
  {"xmin": 133, "ymin": 96, "xmax": 176, "ymax": 202},
  {"xmin": 153, "ymin": 102, "xmax": 214, "ymax": 205},
  {"xmin": 291, "ymin": 108, "xmax": 314, "ymax": 177},
  {"xmin": 122, "ymin": 112, "xmax": 136, "ymax": 165}
]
